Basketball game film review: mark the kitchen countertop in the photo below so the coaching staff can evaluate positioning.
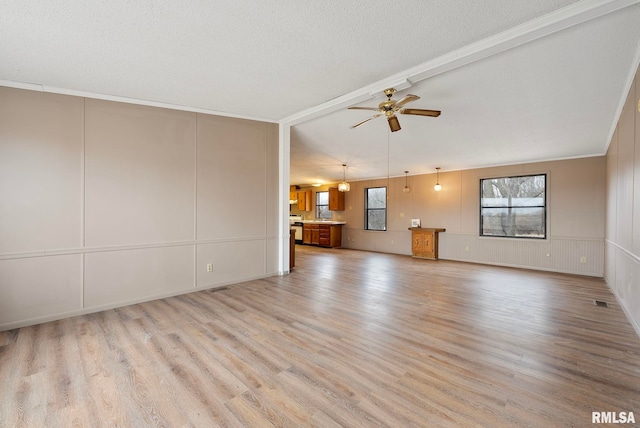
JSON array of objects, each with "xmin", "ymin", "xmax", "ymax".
[{"xmin": 300, "ymin": 220, "xmax": 346, "ymax": 225}]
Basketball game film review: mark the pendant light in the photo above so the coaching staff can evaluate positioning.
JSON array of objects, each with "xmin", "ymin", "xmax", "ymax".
[
  {"xmin": 338, "ymin": 164, "xmax": 350, "ymax": 192},
  {"xmin": 403, "ymin": 171, "xmax": 410, "ymax": 193},
  {"xmin": 434, "ymin": 167, "xmax": 442, "ymax": 191}
]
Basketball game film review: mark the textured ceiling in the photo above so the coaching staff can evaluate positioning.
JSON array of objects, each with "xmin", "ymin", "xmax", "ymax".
[
  {"xmin": 291, "ymin": 2, "xmax": 640, "ymax": 184},
  {"xmin": 1, "ymin": 1, "xmax": 640, "ymax": 185}
]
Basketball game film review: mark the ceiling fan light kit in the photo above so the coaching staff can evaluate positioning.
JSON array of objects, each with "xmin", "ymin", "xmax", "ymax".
[{"xmin": 348, "ymin": 87, "xmax": 441, "ymax": 133}]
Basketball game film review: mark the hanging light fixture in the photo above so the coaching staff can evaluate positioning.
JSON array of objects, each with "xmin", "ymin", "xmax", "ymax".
[
  {"xmin": 403, "ymin": 170, "xmax": 410, "ymax": 193},
  {"xmin": 338, "ymin": 164, "xmax": 350, "ymax": 192},
  {"xmin": 434, "ymin": 167, "xmax": 442, "ymax": 191}
]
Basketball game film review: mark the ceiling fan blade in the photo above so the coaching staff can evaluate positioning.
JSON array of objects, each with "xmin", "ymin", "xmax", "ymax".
[
  {"xmin": 348, "ymin": 106, "xmax": 381, "ymax": 111},
  {"xmin": 400, "ymin": 108, "xmax": 441, "ymax": 117},
  {"xmin": 393, "ymin": 94, "xmax": 420, "ymax": 109},
  {"xmin": 350, "ymin": 113, "xmax": 383, "ymax": 129},
  {"xmin": 388, "ymin": 115, "xmax": 401, "ymax": 132}
]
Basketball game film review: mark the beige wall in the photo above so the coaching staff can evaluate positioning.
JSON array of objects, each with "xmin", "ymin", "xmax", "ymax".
[
  {"xmin": 340, "ymin": 156, "xmax": 606, "ymax": 276},
  {"xmin": 605, "ymin": 63, "xmax": 640, "ymax": 336},
  {"xmin": 0, "ymin": 87, "xmax": 279, "ymax": 330}
]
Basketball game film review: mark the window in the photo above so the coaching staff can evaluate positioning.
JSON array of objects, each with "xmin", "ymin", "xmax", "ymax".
[
  {"xmin": 480, "ymin": 174, "xmax": 546, "ymax": 239},
  {"xmin": 316, "ymin": 191, "xmax": 331, "ymax": 219},
  {"xmin": 365, "ymin": 187, "xmax": 386, "ymax": 231}
]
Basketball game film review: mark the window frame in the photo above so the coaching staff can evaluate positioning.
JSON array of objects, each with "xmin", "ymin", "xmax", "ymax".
[
  {"xmin": 364, "ymin": 186, "xmax": 387, "ymax": 231},
  {"xmin": 315, "ymin": 191, "xmax": 331, "ymax": 219},
  {"xmin": 479, "ymin": 173, "xmax": 547, "ymax": 240}
]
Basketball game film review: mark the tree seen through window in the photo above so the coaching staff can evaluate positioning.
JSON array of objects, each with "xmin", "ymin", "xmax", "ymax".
[
  {"xmin": 365, "ymin": 187, "xmax": 386, "ymax": 231},
  {"xmin": 480, "ymin": 174, "xmax": 546, "ymax": 238}
]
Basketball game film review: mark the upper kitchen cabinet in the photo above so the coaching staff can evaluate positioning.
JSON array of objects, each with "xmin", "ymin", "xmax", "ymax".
[
  {"xmin": 328, "ymin": 187, "xmax": 345, "ymax": 211},
  {"xmin": 289, "ymin": 185, "xmax": 299, "ymax": 203},
  {"xmin": 298, "ymin": 190, "xmax": 312, "ymax": 211}
]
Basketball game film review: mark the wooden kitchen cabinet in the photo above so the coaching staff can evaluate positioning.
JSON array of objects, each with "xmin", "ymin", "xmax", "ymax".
[
  {"xmin": 289, "ymin": 185, "xmax": 299, "ymax": 203},
  {"xmin": 408, "ymin": 227, "xmax": 445, "ymax": 260},
  {"xmin": 328, "ymin": 187, "xmax": 345, "ymax": 211},
  {"xmin": 289, "ymin": 228, "xmax": 295, "ymax": 270},
  {"xmin": 303, "ymin": 223, "xmax": 343, "ymax": 248},
  {"xmin": 297, "ymin": 190, "xmax": 312, "ymax": 211},
  {"xmin": 303, "ymin": 224, "xmax": 321, "ymax": 245}
]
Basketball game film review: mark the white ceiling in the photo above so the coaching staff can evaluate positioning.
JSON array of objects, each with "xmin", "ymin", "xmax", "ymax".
[{"xmin": 2, "ymin": 1, "xmax": 640, "ymax": 185}]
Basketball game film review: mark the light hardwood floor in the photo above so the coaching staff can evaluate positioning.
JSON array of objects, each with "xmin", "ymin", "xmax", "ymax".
[{"xmin": 2, "ymin": 245, "xmax": 640, "ymax": 427}]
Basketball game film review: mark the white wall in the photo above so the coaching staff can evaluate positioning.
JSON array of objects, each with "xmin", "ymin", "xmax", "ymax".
[
  {"xmin": 605, "ymin": 63, "xmax": 640, "ymax": 336},
  {"xmin": 0, "ymin": 87, "xmax": 279, "ymax": 330},
  {"xmin": 340, "ymin": 156, "xmax": 606, "ymax": 277}
]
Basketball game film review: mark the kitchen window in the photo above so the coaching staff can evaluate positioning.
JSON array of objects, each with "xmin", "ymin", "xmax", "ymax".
[
  {"xmin": 480, "ymin": 174, "xmax": 546, "ymax": 239},
  {"xmin": 365, "ymin": 186, "xmax": 386, "ymax": 231},
  {"xmin": 316, "ymin": 191, "xmax": 331, "ymax": 219}
]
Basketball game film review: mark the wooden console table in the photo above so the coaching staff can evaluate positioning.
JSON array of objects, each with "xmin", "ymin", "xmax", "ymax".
[{"xmin": 408, "ymin": 227, "xmax": 446, "ymax": 260}]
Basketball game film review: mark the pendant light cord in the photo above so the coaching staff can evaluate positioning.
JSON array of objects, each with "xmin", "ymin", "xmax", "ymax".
[{"xmin": 387, "ymin": 127, "xmax": 390, "ymax": 196}]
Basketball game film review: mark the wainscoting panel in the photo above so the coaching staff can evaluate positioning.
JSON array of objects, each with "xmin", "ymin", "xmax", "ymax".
[
  {"xmin": 0, "ymin": 254, "xmax": 82, "ymax": 328},
  {"xmin": 550, "ymin": 238, "xmax": 604, "ymax": 275},
  {"xmin": 341, "ymin": 228, "xmax": 412, "ymax": 255},
  {"xmin": 439, "ymin": 233, "xmax": 603, "ymax": 276},
  {"xmin": 197, "ymin": 239, "xmax": 267, "ymax": 288},
  {"xmin": 84, "ymin": 245, "xmax": 195, "ymax": 308},
  {"xmin": 605, "ymin": 242, "xmax": 640, "ymax": 337}
]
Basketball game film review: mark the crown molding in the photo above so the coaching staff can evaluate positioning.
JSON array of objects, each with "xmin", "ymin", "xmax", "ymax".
[{"xmin": 0, "ymin": 79, "xmax": 278, "ymax": 123}]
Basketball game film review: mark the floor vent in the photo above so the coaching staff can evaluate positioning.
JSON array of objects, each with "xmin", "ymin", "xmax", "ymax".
[
  {"xmin": 208, "ymin": 287, "xmax": 230, "ymax": 293},
  {"xmin": 594, "ymin": 300, "xmax": 609, "ymax": 308}
]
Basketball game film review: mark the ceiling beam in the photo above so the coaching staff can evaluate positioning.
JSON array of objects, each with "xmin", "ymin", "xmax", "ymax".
[{"xmin": 280, "ymin": 0, "xmax": 640, "ymax": 128}]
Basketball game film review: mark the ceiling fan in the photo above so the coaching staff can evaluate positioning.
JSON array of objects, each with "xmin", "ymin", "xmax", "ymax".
[{"xmin": 348, "ymin": 88, "xmax": 441, "ymax": 132}]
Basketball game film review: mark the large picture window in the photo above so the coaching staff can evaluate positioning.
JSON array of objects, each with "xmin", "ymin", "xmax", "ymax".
[
  {"xmin": 365, "ymin": 187, "xmax": 386, "ymax": 231},
  {"xmin": 480, "ymin": 174, "xmax": 546, "ymax": 239}
]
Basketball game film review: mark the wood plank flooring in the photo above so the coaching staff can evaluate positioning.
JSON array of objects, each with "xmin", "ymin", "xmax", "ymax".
[{"xmin": 2, "ymin": 245, "xmax": 640, "ymax": 427}]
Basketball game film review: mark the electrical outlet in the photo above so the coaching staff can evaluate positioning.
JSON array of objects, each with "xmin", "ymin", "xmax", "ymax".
[
  {"xmin": 206, "ymin": 263, "xmax": 213, "ymax": 272},
  {"xmin": 465, "ymin": 246, "xmax": 469, "ymax": 252},
  {"xmin": 546, "ymin": 253, "xmax": 550, "ymax": 257},
  {"xmin": 391, "ymin": 240, "xmax": 394, "ymax": 245},
  {"xmin": 580, "ymin": 256, "xmax": 587, "ymax": 264},
  {"xmin": 400, "ymin": 213, "xmax": 404, "ymax": 218}
]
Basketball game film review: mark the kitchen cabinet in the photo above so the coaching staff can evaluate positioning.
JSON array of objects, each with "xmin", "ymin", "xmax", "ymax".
[
  {"xmin": 297, "ymin": 190, "xmax": 312, "ymax": 211},
  {"xmin": 328, "ymin": 187, "xmax": 345, "ymax": 211},
  {"xmin": 303, "ymin": 224, "xmax": 319, "ymax": 244},
  {"xmin": 289, "ymin": 229, "xmax": 295, "ymax": 269},
  {"xmin": 303, "ymin": 223, "xmax": 343, "ymax": 248},
  {"xmin": 408, "ymin": 228, "xmax": 445, "ymax": 260},
  {"xmin": 289, "ymin": 185, "xmax": 299, "ymax": 203}
]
